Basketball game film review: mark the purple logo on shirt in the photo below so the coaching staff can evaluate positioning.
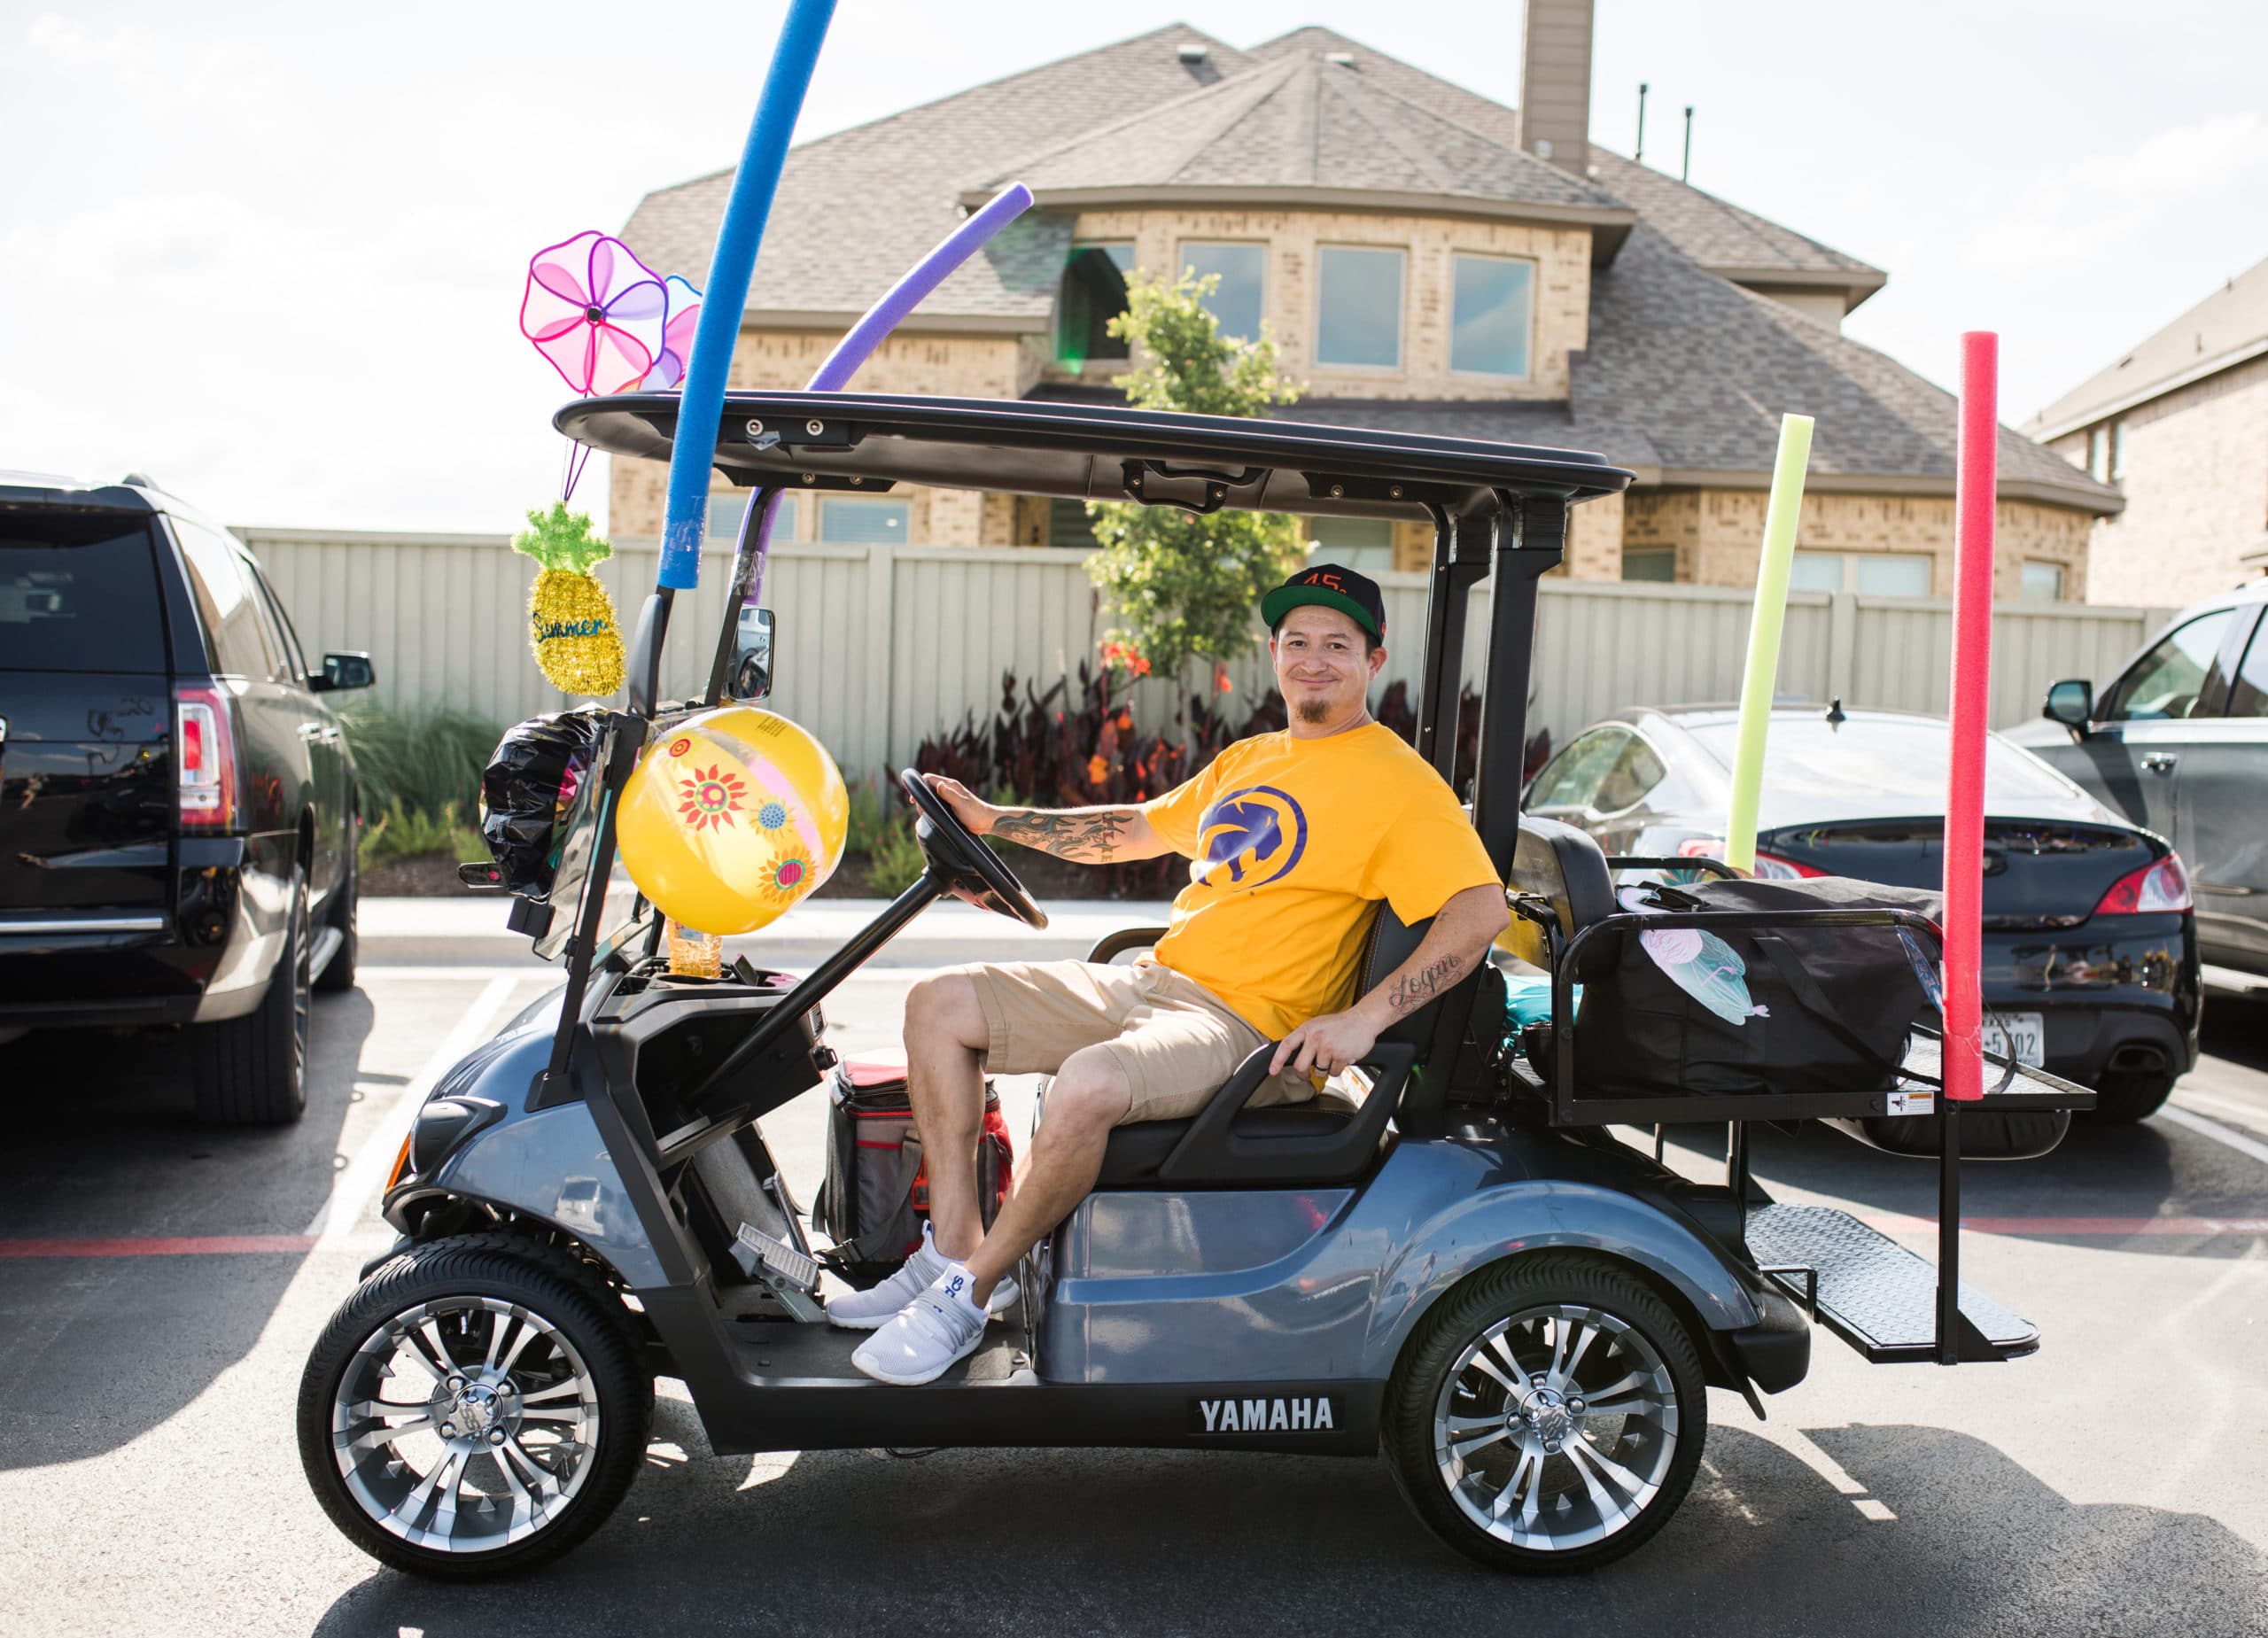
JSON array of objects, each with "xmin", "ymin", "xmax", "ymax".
[{"xmin": 1196, "ymin": 786, "xmax": 1308, "ymax": 889}]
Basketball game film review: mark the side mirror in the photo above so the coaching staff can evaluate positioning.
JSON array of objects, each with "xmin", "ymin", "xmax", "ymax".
[
  {"xmin": 314, "ymin": 652, "xmax": 376, "ymax": 693},
  {"xmin": 2043, "ymin": 678, "xmax": 2093, "ymax": 737},
  {"xmin": 729, "ymin": 606, "xmax": 775, "ymax": 703}
]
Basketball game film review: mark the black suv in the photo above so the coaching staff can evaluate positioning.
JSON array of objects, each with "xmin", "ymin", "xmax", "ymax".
[{"xmin": 0, "ymin": 473, "xmax": 372, "ymax": 1123}]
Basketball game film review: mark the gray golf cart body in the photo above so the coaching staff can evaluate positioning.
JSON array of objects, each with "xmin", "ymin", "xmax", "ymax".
[{"xmin": 323, "ymin": 392, "xmax": 2090, "ymax": 1575}]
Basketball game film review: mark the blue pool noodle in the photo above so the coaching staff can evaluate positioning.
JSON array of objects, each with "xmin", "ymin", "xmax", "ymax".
[{"xmin": 656, "ymin": 0, "xmax": 835, "ymax": 591}]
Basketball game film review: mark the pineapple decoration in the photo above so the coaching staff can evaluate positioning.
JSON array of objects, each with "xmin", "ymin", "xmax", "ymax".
[{"xmin": 514, "ymin": 502, "xmax": 625, "ymax": 697}]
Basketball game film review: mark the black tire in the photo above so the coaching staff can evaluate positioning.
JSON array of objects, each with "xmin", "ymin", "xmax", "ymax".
[
  {"xmin": 297, "ymin": 1233, "xmax": 652, "ymax": 1580},
  {"xmin": 192, "ymin": 865, "xmax": 309, "ymax": 1125},
  {"xmin": 1383, "ymin": 1253, "xmax": 1708, "ymax": 1575},
  {"xmin": 2087, "ymin": 1070, "xmax": 2176, "ymax": 1123},
  {"xmin": 315, "ymin": 827, "xmax": 359, "ymax": 994}
]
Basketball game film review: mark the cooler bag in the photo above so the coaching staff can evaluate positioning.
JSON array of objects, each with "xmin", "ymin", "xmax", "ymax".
[
  {"xmin": 812, "ymin": 1049, "xmax": 1013, "ymax": 1288},
  {"xmin": 1572, "ymin": 875, "xmax": 1946, "ymax": 1099}
]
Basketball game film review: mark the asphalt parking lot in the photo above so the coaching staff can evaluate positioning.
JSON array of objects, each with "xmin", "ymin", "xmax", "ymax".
[{"xmin": 4, "ymin": 900, "xmax": 2266, "ymax": 1637}]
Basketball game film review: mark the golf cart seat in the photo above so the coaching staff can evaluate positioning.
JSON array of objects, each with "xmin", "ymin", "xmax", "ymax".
[
  {"xmin": 1500, "ymin": 816, "xmax": 1617, "ymax": 969},
  {"xmin": 1078, "ymin": 906, "xmax": 1438, "ymax": 1188}
]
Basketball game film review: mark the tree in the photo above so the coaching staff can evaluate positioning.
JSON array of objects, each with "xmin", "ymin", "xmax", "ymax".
[{"xmin": 1084, "ymin": 269, "xmax": 1307, "ymax": 739}]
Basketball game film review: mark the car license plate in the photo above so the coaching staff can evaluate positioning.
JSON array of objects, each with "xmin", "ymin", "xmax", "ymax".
[{"xmin": 1980, "ymin": 1013, "xmax": 2046, "ymax": 1067}]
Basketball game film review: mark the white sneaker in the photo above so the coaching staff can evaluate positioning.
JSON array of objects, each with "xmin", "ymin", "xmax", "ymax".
[
  {"xmin": 825, "ymin": 1223, "xmax": 1018, "ymax": 1330},
  {"xmin": 851, "ymin": 1265, "xmax": 991, "ymax": 1386}
]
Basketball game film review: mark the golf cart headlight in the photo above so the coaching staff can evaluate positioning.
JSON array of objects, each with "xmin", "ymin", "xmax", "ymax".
[{"xmin": 410, "ymin": 1096, "xmax": 504, "ymax": 1176}]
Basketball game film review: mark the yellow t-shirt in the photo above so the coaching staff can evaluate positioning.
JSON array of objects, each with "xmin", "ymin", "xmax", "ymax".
[{"xmin": 1140, "ymin": 722, "xmax": 1499, "ymax": 1040}]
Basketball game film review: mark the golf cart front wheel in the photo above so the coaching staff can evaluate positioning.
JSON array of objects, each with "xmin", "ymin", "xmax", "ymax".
[
  {"xmin": 1384, "ymin": 1253, "xmax": 1707, "ymax": 1574},
  {"xmin": 296, "ymin": 1234, "xmax": 652, "ymax": 1579}
]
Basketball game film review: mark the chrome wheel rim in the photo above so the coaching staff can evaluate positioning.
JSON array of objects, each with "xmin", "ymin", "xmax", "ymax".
[
  {"xmin": 1432, "ymin": 1302, "xmax": 1680, "ymax": 1552},
  {"xmin": 330, "ymin": 1295, "xmax": 601, "ymax": 1553},
  {"xmin": 290, "ymin": 878, "xmax": 310, "ymax": 1079}
]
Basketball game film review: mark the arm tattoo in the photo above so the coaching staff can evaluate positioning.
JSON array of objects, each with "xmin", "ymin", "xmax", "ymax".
[
  {"xmin": 1386, "ymin": 954, "xmax": 1462, "ymax": 1013},
  {"xmin": 990, "ymin": 807, "xmax": 1138, "ymax": 863}
]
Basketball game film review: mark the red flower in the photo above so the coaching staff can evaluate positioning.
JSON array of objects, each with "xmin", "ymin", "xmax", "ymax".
[{"xmin": 1086, "ymin": 754, "xmax": 1109, "ymax": 787}]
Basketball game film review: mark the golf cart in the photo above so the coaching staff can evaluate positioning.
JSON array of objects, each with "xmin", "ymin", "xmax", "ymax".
[{"xmin": 297, "ymin": 393, "xmax": 2094, "ymax": 1579}]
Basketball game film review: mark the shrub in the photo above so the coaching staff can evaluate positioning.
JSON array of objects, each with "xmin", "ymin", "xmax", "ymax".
[
  {"xmin": 338, "ymin": 703, "xmax": 502, "ymax": 818},
  {"xmin": 843, "ymin": 777, "xmax": 927, "ymax": 897},
  {"xmin": 359, "ymin": 798, "xmax": 486, "ymax": 869}
]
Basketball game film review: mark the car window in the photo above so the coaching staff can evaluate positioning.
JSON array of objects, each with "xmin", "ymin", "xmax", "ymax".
[
  {"xmin": 1595, "ymin": 732, "xmax": 1667, "ymax": 812},
  {"xmin": 171, "ymin": 517, "xmax": 283, "ymax": 680},
  {"xmin": 246, "ymin": 559, "xmax": 309, "ymax": 681},
  {"xmin": 2101, "ymin": 610, "xmax": 2238, "ymax": 721},
  {"xmin": 2224, "ymin": 611, "xmax": 2268, "ymax": 718},
  {"xmin": 1682, "ymin": 717, "xmax": 2079, "ymax": 803},
  {"xmin": 0, "ymin": 513, "xmax": 167, "ymax": 672},
  {"xmin": 1529, "ymin": 727, "xmax": 1628, "ymax": 811}
]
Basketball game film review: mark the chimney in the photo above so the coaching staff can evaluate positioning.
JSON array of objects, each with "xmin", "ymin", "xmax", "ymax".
[{"xmin": 1519, "ymin": 0, "xmax": 1595, "ymax": 175}]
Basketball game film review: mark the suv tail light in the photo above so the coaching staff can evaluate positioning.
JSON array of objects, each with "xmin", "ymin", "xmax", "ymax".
[
  {"xmin": 2093, "ymin": 851, "xmax": 2192, "ymax": 916},
  {"xmin": 175, "ymin": 684, "xmax": 238, "ymax": 830},
  {"xmin": 1676, "ymin": 836, "xmax": 1825, "ymax": 880}
]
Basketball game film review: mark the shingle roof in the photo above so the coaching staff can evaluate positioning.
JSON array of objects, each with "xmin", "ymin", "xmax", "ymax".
[
  {"xmin": 1570, "ymin": 223, "xmax": 2117, "ymax": 508},
  {"xmin": 2023, "ymin": 252, "xmax": 2268, "ymax": 439},
  {"xmin": 621, "ymin": 24, "xmax": 1254, "ymax": 325},
  {"xmin": 1247, "ymin": 28, "xmax": 1883, "ymax": 299},
  {"xmin": 968, "ymin": 46, "xmax": 1628, "ymax": 224}
]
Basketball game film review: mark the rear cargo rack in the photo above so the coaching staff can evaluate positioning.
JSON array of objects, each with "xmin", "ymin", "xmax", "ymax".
[{"xmin": 1518, "ymin": 904, "xmax": 2094, "ymax": 1367}]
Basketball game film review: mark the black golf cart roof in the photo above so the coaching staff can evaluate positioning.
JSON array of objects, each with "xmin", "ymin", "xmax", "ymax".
[{"xmin": 558, "ymin": 392, "xmax": 1632, "ymax": 524}]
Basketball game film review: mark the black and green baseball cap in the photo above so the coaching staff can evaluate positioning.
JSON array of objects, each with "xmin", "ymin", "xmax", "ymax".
[{"xmin": 1261, "ymin": 562, "xmax": 1386, "ymax": 640}]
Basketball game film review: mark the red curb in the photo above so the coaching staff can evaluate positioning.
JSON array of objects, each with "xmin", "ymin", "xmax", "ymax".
[{"xmin": 0, "ymin": 1234, "xmax": 318, "ymax": 1258}]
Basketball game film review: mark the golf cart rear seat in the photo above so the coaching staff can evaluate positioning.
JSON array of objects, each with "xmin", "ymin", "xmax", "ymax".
[{"xmin": 1077, "ymin": 906, "xmax": 1438, "ymax": 1189}]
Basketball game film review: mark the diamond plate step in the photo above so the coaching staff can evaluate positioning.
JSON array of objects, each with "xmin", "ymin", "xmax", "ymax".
[{"xmin": 1746, "ymin": 1203, "xmax": 2038, "ymax": 1363}]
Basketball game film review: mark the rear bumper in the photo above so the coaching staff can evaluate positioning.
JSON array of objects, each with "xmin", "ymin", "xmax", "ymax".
[
  {"xmin": 1984, "ymin": 914, "xmax": 2202, "ymax": 1083},
  {"xmin": 0, "ymin": 832, "xmax": 295, "ymax": 1029}
]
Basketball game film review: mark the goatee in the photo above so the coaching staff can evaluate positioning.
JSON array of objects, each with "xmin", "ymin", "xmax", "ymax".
[{"xmin": 1294, "ymin": 697, "xmax": 1332, "ymax": 725}]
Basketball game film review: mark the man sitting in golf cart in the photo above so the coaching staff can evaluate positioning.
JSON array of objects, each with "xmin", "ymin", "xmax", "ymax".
[{"xmin": 838, "ymin": 563, "xmax": 1511, "ymax": 1384}]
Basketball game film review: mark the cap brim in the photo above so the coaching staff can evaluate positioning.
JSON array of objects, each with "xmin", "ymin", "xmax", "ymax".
[{"xmin": 1262, "ymin": 585, "xmax": 1382, "ymax": 639}]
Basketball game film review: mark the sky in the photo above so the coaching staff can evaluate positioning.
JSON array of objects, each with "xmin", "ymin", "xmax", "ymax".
[{"xmin": 4, "ymin": 1, "xmax": 2264, "ymax": 535}]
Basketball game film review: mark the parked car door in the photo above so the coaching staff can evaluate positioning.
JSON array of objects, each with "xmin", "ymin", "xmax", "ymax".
[
  {"xmin": 246, "ymin": 562, "xmax": 351, "ymax": 906},
  {"xmin": 2182, "ymin": 608, "xmax": 2268, "ymax": 972},
  {"xmin": 2028, "ymin": 606, "xmax": 2246, "ymax": 844}
]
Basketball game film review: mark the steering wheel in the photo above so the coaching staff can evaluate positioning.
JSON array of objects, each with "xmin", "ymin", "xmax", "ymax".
[{"xmin": 898, "ymin": 768, "xmax": 1047, "ymax": 929}]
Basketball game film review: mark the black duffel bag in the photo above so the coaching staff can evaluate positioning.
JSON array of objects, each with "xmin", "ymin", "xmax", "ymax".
[
  {"xmin": 477, "ymin": 710, "xmax": 607, "ymax": 900},
  {"xmin": 1572, "ymin": 875, "xmax": 1945, "ymax": 1099}
]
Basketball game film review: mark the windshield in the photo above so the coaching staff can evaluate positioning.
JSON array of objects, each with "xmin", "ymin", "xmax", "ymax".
[
  {"xmin": 1682, "ymin": 717, "xmax": 2080, "ymax": 804},
  {"xmin": 0, "ymin": 515, "xmax": 166, "ymax": 672}
]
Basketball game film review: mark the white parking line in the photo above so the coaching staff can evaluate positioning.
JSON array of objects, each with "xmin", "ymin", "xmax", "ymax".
[
  {"xmin": 305, "ymin": 974, "xmax": 524, "ymax": 1244},
  {"xmin": 1776, "ymin": 1426, "xmax": 1898, "ymax": 1523},
  {"xmin": 2160, "ymin": 1104, "xmax": 2268, "ymax": 1168}
]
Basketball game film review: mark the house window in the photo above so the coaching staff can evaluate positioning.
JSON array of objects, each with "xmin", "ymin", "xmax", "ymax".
[
  {"xmin": 2110, "ymin": 419, "xmax": 2128, "ymax": 482},
  {"xmin": 1056, "ymin": 243, "xmax": 1134, "ymax": 365},
  {"xmin": 1622, "ymin": 547, "xmax": 1676, "ymax": 583},
  {"xmin": 1048, "ymin": 498, "xmax": 1101, "ymax": 550},
  {"xmin": 708, "ymin": 493, "xmax": 800, "ymax": 543},
  {"xmin": 1449, "ymin": 253, "xmax": 1534, "ymax": 377},
  {"xmin": 1307, "ymin": 516, "xmax": 1395, "ymax": 577},
  {"xmin": 818, "ymin": 497, "xmax": 910, "ymax": 544},
  {"xmin": 1177, "ymin": 243, "xmax": 1264, "ymax": 342},
  {"xmin": 2086, "ymin": 425, "xmax": 2109, "ymax": 482},
  {"xmin": 1790, "ymin": 550, "xmax": 1932, "ymax": 596},
  {"xmin": 1316, "ymin": 245, "xmax": 1403, "ymax": 369},
  {"xmin": 2020, "ymin": 561, "xmax": 2066, "ymax": 602}
]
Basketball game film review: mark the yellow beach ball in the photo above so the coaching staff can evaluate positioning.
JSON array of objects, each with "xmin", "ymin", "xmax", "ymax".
[{"xmin": 617, "ymin": 707, "xmax": 850, "ymax": 935}]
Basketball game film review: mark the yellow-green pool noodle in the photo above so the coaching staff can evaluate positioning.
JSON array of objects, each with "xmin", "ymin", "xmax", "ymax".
[{"xmin": 1725, "ymin": 413, "xmax": 1815, "ymax": 873}]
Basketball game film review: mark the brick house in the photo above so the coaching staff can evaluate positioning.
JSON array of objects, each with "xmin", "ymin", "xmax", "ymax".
[
  {"xmin": 614, "ymin": 9, "xmax": 2117, "ymax": 597},
  {"xmin": 2023, "ymin": 253, "xmax": 2268, "ymax": 607}
]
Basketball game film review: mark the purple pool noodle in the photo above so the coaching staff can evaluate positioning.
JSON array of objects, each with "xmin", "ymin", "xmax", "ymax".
[{"xmin": 742, "ymin": 182, "xmax": 1034, "ymax": 604}]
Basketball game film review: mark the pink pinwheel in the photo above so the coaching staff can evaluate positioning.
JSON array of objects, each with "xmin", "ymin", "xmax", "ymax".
[
  {"xmin": 521, "ymin": 230, "xmax": 668, "ymax": 395},
  {"xmin": 640, "ymin": 275, "xmax": 703, "ymax": 390}
]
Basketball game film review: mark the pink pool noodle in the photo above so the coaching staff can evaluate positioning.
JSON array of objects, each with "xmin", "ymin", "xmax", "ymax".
[{"xmin": 1943, "ymin": 331, "xmax": 1998, "ymax": 1102}]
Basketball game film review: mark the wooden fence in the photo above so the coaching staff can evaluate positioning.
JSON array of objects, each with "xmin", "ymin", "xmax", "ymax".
[{"xmin": 242, "ymin": 528, "xmax": 2179, "ymax": 774}]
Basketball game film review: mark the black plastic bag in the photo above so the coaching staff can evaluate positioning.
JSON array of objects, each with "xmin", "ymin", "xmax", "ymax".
[
  {"xmin": 1573, "ymin": 875, "xmax": 1944, "ymax": 1099},
  {"xmin": 477, "ymin": 710, "xmax": 606, "ymax": 900}
]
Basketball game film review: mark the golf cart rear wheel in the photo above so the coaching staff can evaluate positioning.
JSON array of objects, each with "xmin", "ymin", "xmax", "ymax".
[
  {"xmin": 297, "ymin": 1235, "xmax": 651, "ymax": 1579},
  {"xmin": 1384, "ymin": 1254, "xmax": 1707, "ymax": 1574}
]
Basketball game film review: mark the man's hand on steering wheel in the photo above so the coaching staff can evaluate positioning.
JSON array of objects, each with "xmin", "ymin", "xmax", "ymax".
[
  {"xmin": 918, "ymin": 772, "xmax": 998, "ymax": 837},
  {"xmin": 1270, "ymin": 1006, "xmax": 1381, "ymax": 1079}
]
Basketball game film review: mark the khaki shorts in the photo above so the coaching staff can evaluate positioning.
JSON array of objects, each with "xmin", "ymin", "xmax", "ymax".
[{"xmin": 958, "ymin": 959, "xmax": 1317, "ymax": 1124}]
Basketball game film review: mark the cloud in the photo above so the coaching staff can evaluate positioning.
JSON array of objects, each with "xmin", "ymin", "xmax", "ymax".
[{"xmin": 1961, "ymin": 112, "xmax": 2268, "ymax": 278}]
